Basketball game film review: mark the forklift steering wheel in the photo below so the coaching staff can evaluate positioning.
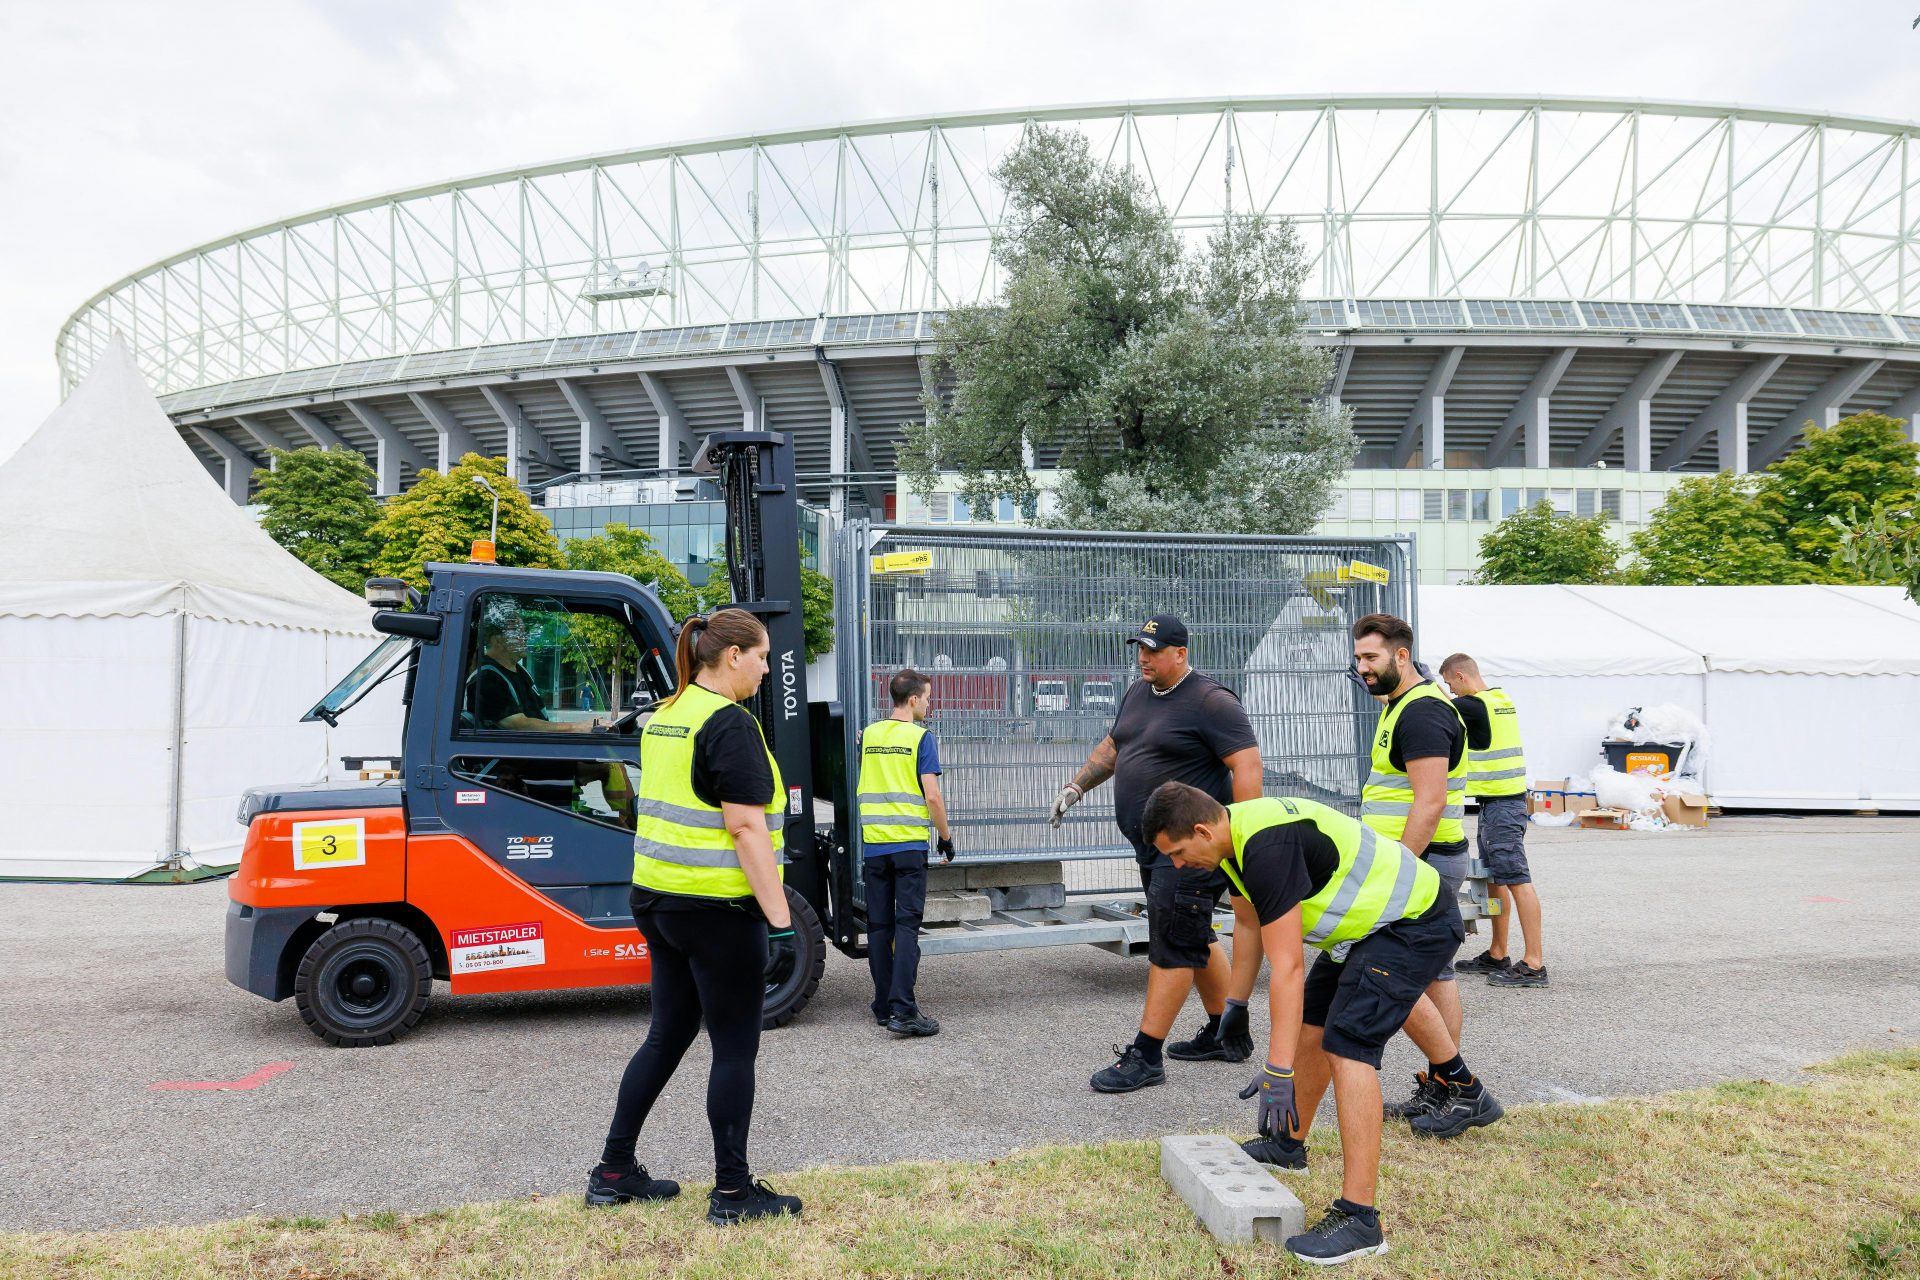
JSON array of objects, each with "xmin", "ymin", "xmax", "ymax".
[{"xmin": 598, "ymin": 698, "xmax": 660, "ymax": 735}]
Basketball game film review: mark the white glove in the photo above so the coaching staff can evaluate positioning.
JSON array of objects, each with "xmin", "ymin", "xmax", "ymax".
[{"xmin": 1048, "ymin": 782, "xmax": 1084, "ymax": 828}]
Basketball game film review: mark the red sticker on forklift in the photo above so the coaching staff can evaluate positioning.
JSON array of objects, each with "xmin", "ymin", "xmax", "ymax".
[
  {"xmin": 450, "ymin": 922, "xmax": 545, "ymax": 974},
  {"xmin": 455, "ymin": 790, "xmax": 486, "ymax": 805}
]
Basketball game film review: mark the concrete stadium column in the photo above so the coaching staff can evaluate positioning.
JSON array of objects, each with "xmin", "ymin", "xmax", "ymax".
[
  {"xmin": 233, "ymin": 414, "xmax": 294, "ymax": 463},
  {"xmin": 286, "ymin": 406, "xmax": 351, "ymax": 452},
  {"xmin": 1394, "ymin": 346, "xmax": 1463, "ymax": 468},
  {"xmin": 1575, "ymin": 349, "xmax": 1681, "ymax": 470},
  {"xmin": 638, "ymin": 372, "xmax": 695, "ymax": 472},
  {"xmin": 1327, "ymin": 346, "xmax": 1354, "ymax": 410},
  {"xmin": 1485, "ymin": 347, "xmax": 1574, "ymax": 467},
  {"xmin": 478, "ymin": 385, "xmax": 564, "ymax": 484},
  {"xmin": 1749, "ymin": 359, "xmax": 1885, "ymax": 469},
  {"xmin": 557, "ymin": 378, "xmax": 632, "ymax": 476},
  {"xmin": 190, "ymin": 426, "xmax": 259, "ymax": 503},
  {"xmin": 344, "ymin": 400, "xmax": 428, "ymax": 494},
  {"xmin": 1878, "ymin": 381, "xmax": 1920, "ymax": 444},
  {"xmin": 725, "ymin": 365, "xmax": 761, "ymax": 432},
  {"xmin": 1654, "ymin": 355, "xmax": 1785, "ymax": 473},
  {"xmin": 408, "ymin": 391, "xmax": 484, "ymax": 473},
  {"xmin": 816, "ymin": 356, "xmax": 884, "ymax": 515}
]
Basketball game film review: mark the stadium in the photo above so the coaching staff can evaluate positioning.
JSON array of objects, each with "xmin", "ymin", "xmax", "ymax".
[{"xmin": 56, "ymin": 94, "xmax": 1920, "ymax": 580}]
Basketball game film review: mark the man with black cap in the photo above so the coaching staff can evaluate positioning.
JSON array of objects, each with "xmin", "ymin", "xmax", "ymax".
[{"xmin": 1050, "ymin": 614, "xmax": 1265, "ymax": 1093}]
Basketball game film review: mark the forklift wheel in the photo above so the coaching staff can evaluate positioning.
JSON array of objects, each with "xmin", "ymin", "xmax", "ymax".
[
  {"xmin": 763, "ymin": 885, "xmax": 826, "ymax": 1030},
  {"xmin": 293, "ymin": 917, "xmax": 433, "ymax": 1047}
]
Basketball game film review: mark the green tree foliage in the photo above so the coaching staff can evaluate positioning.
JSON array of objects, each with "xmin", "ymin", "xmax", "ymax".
[
  {"xmin": 695, "ymin": 545, "xmax": 836, "ymax": 664},
  {"xmin": 1831, "ymin": 504, "xmax": 1920, "ymax": 604},
  {"xmin": 562, "ymin": 524, "xmax": 703, "ymax": 620},
  {"xmin": 900, "ymin": 125, "xmax": 1354, "ymax": 536},
  {"xmin": 1758, "ymin": 413, "xmax": 1920, "ymax": 572},
  {"xmin": 1626, "ymin": 473, "xmax": 1814, "ymax": 585},
  {"xmin": 250, "ymin": 447, "xmax": 381, "ymax": 591},
  {"xmin": 369, "ymin": 454, "xmax": 560, "ymax": 589},
  {"xmin": 1471, "ymin": 501, "xmax": 1621, "ymax": 584}
]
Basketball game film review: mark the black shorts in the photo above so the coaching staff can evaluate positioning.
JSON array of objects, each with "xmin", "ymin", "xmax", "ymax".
[
  {"xmin": 1137, "ymin": 855, "xmax": 1232, "ymax": 970},
  {"xmin": 1301, "ymin": 902, "xmax": 1465, "ymax": 1068}
]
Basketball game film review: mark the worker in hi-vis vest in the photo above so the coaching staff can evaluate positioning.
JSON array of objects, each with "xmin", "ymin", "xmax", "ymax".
[
  {"xmin": 857, "ymin": 668, "xmax": 954, "ymax": 1038},
  {"xmin": 1146, "ymin": 784, "xmax": 1503, "ymax": 1266},
  {"xmin": 588, "ymin": 608, "xmax": 804, "ymax": 1226},
  {"xmin": 1442, "ymin": 654, "xmax": 1549, "ymax": 988},
  {"xmin": 1351, "ymin": 612, "xmax": 1477, "ymax": 1127}
]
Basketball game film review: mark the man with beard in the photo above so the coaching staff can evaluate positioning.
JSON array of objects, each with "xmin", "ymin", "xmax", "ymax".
[{"xmin": 1349, "ymin": 613, "xmax": 1499, "ymax": 1136}]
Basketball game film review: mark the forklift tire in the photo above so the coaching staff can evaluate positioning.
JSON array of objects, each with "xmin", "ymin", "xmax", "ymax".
[
  {"xmin": 293, "ymin": 917, "xmax": 433, "ymax": 1048},
  {"xmin": 763, "ymin": 885, "xmax": 826, "ymax": 1030}
]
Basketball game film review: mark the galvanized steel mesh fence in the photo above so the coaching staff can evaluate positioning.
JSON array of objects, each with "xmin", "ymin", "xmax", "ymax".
[{"xmin": 835, "ymin": 523, "xmax": 1416, "ymax": 899}]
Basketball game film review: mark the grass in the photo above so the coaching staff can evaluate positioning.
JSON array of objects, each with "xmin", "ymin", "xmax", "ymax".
[{"xmin": 5, "ymin": 1049, "xmax": 1918, "ymax": 1280}]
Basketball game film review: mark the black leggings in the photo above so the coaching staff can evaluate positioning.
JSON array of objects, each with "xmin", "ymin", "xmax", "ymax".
[{"xmin": 600, "ymin": 903, "xmax": 767, "ymax": 1189}]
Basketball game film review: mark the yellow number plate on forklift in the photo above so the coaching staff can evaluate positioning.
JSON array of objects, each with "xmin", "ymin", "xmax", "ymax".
[{"xmin": 292, "ymin": 817, "xmax": 366, "ymax": 870}]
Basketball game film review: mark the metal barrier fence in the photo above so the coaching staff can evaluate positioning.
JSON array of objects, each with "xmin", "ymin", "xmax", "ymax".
[{"xmin": 835, "ymin": 522, "xmax": 1417, "ymax": 900}]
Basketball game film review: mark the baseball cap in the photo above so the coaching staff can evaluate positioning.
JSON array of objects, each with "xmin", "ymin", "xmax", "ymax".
[{"xmin": 1126, "ymin": 614, "xmax": 1189, "ymax": 650}]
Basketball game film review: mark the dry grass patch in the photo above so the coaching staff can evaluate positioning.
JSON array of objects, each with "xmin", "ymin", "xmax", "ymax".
[{"xmin": 5, "ymin": 1050, "xmax": 1918, "ymax": 1279}]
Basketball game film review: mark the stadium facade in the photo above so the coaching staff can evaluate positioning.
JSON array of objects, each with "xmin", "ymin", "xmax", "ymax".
[{"xmin": 56, "ymin": 96, "xmax": 1920, "ymax": 581}]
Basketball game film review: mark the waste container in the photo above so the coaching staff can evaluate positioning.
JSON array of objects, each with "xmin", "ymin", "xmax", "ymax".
[{"xmin": 1602, "ymin": 741, "xmax": 1687, "ymax": 777}]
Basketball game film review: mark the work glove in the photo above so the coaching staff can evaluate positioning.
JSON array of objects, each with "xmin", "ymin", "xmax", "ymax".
[
  {"xmin": 936, "ymin": 835, "xmax": 956, "ymax": 864},
  {"xmin": 765, "ymin": 927, "xmax": 798, "ymax": 987},
  {"xmin": 1048, "ymin": 782, "xmax": 1084, "ymax": 829},
  {"xmin": 1239, "ymin": 1063, "xmax": 1299, "ymax": 1140}
]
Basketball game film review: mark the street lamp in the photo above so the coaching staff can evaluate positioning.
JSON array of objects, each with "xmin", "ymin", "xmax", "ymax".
[{"xmin": 470, "ymin": 474, "xmax": 501, "ymax": 562}]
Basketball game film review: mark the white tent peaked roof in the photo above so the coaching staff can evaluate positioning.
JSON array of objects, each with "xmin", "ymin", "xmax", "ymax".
[{"xmin": 0, "ymin": 339, "xmax": 372, "ymax": 631}]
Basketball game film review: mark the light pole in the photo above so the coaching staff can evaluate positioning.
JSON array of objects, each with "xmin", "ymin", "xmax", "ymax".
[{"xmin": 470, "ymin": 474, "xmax": 501, "ymax": 562}]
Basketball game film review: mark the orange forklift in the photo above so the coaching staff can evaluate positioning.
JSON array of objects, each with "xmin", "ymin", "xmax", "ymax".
[{"xmin": 225, "ymin": 433, "xmax": 846, "ymax": 1045}]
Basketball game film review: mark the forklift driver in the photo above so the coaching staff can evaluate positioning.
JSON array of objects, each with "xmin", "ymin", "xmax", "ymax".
[{"xmin": 467, "ymin": 605, "xmax": 601, "ymax": 733}]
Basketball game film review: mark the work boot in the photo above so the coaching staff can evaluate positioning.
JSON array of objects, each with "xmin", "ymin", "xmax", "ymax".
[
  {"xmin": 1454, "ymin": 948, "xmax": 1512, "ymax": 975},
  {"xmin": 1169, "ymin": 1007, "xmax": 1255, "ymax": 1062},
  {"xmin": 1487, "ymin": 961, "xmax": 1549, "ymax": 988},
  {"xmin": 1410, "ymin": 1082, "xmax": 1507, "ymax": 1139},
  {"xmin": 1285, "ymin": 1201, "xmax": 1388, "ymax": 1265},
  {"xmin": 706, "ymin": 1178, "xmax": 803, "ymax": 1225},
  {"xmin": 1090, "ymin": 1043, "xmax": 1164, "ymax": 1093},
  {"xmin": 1382, "ymin": 1071, "xmax": 1447, "ymax": 1119},
  {"xmin": 887, "ymin": 1012, "xmax": 941, "ymax": 1038},
  {"xmin": 1239, "ymin": 1135, "xmax": 1307, "ymax": 1173},
  {"xmin": 584, "ymin": 1162, "xmax": 680, "ymax": 1207}
]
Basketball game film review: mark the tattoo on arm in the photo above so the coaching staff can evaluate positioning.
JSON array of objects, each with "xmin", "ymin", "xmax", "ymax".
[{"xmin": 1072, "ymin": 737, "xmax": 1117, "ymax": 793}]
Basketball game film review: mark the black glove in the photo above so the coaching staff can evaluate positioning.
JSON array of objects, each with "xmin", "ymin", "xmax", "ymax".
[
  {"xmin": 1239, "ymin": 1063, "xmax": 1299, "ymax": 1140},
  {"xmin": 936, "ymin": 835, "xmax": 956, "ymax": 864},
  {"xmin": 765, "ymin": 927, "xmax": 798, "ymax": 986}
]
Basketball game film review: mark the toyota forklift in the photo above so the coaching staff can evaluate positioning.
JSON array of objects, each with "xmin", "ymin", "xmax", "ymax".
[{"xmin": 225, "ymin": 432, "xmax": 849, "ymax": 1045}]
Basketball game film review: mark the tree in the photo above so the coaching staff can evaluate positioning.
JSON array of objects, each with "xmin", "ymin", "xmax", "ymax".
[
  {"xmin": 1471, "ymin": 501, "xmax": 1621, "ymax": 584},
  {"xmin": 1831, "ymin": 504, "xmax": 1920, "ymax": 604},
  {"xmin": 250, "ymin": 447, "xmax": 381, "ymax": 591},
  {"xmin": 695, "ymin": 544, "xmax": 836, "ymax": 664},
  {"xmin": 562, "ymin": 524, "xmax": 703, "ymax": 620},
  {"xmin": 900, "ymin": 124, "xmax": 1354, "ymax": 537},
  {"xmin": 369, "ymin": 453, "xmax": 560, "ymax": 589},
  {"xmin": 1626, "ymin": 473, "xmax": 1813, "ymax": 585},
  {"xmin": 1758, "ymin": 412, "xmax": 1920, "ymax": 574}
]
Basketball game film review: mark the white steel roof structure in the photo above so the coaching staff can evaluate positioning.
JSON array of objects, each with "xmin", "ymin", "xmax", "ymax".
[{"xmin": 53, "ymin": 96, "xmax": 1920, "ymax": 506}]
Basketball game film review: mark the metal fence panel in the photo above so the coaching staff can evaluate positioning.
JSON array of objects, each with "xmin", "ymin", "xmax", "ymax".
[{"xmin": 836, "ymin": 522, "xmax": 1417, "ymax": 900}]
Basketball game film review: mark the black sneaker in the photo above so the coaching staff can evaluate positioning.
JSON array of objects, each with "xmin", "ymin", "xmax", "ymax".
[
  {"xmin": 1090, "ymin": 1043, "xmax": 1164, "ymax": 1093},
  {"xmin": 1410, "ymin": 1082, "xmax": 1507, "ymax": 1139},
  {"xmin": 1167, "ymin": 1022, "xmax": 1227, "ymax": 1061},
  {"xmin": 1382, "ymin": 1071, "xmax": 1447, "ymax": 1119},
  {"xmin": 1286, "ymin": 1202, "xmax": 1388, "ymax": 1266},
  {"xmin": 1454, "ymin": 949, "xmax": 1512, "ymax": 975},
  {"xmin": 887, "ymin": 1012, "xmax": 940, "ymax": 1038},
  {"xmin": 706, "ymin": 1178, "xmax": 803, "ymax": 1225},
  {"xmin": 1239, "ymin": 1135, "xmax": 1307, "ymax": 1172},
  {"xmin": 1488, "ymin": 961, "xmax": 1549, "ymax": 988},
  {"xmin": 584, "ymin": 1162, "xmax": 680, "ymax": 1207}
]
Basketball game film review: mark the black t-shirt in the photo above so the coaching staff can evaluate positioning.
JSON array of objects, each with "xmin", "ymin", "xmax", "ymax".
[
  {"xmin": 1451, "ymin": 694, "xmax": 1492, "ymax": 751},
  {"xmin": 468, "ymin": 656, "xmax": 548, "ymax": 727},
  {"xmin": 634, "ymin": 696, "xmax": 779, "ymax": 916},
  {"xmin": 1238, "ymin": 822, "xmax": 1450, "ymax": 930},
  {"xmin": 1109, "ymin": 671, "xmax": 1258, "ymax": 852},
  {"xmin": 1385, "ymin": 683, "xmax": 1464, "ymax": 772}
]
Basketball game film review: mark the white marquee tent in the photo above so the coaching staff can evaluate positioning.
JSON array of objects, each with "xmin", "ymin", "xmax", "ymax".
[
  {"xmin": 0, "ymin": 341, "xmax": 402, "ymax": 881},
  {"xmin": 1417, "ymin": 584, "xmax": 1920, "ymax": 811}
]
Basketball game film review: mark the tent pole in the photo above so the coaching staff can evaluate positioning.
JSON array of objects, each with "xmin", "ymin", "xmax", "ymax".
[{"xmin": 165, "ymin": 611, "xmax": 187, "ymax": 869}]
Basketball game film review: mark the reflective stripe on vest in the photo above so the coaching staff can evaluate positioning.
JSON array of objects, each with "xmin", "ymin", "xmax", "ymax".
[
  {"xmin": 856, "ymin": 718, "xmax": 932, "ymax": 846},
  {"xmin": 1218, "ymin": 796, "xmax": 1438, "ymax": 955},
  {"xmin": 632, "ymin": 683, "xmax": 786, "ymax": 899},
  {"xmin": 1362, "ymin": 680, "xmax": 1467, "ymax": 844},
  {"xmin": 1465, "ymin": 687, "xmax": 1529, "ymax": 798}
]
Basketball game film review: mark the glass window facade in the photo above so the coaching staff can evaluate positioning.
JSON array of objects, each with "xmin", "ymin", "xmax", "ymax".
[{"xmin": 542, "ymin": 499, "xmax": 823, "ymax": 583}]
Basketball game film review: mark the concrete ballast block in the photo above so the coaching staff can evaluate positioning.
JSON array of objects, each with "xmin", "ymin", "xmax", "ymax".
[
  {"xmin": 984, "ymin": 883, "xmax": 1067, "ymax": 911},
  {"xmin": 921, "ymin": 891, "xmax": 991, "ymax": 924},
  {"xmin": 925, "ymin": 865, "xmax": 966, "ymax": 892},
  {"xmin": 963, "ymin": 860, "xmax": 1066, "ymax": 890},
  {"xmin": 1159, "ymin": 1134, "xmax": 1305, "ymax": 1246}
]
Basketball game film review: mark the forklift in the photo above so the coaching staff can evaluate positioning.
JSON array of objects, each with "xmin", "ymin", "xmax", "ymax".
[{"xmin": 225, "ymin": 432, "xmax": 846, "ymax": 1045}]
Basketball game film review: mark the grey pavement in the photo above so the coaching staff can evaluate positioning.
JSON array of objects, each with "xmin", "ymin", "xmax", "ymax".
[{"xmin": 2, "ymin": 814, "xmax": 1916, "ymax": 1232}]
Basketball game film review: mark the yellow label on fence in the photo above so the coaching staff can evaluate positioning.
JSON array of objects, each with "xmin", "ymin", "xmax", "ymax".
[
  {"xmin": 871, "ymin": 550, "xmax": 933, "ymax": 575},
  {"xmin": 292, "ymin": 818, "xmax": 366, "ymax": 870},
  {"xmin": 1348, "ymin": 560, "xmax": 1390, "ymax": 584}
]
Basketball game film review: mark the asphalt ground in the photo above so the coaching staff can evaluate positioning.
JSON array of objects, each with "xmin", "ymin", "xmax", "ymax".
[{"xmin": 3, "ymin": 814, "xmax": 1917, "ymax": 1232}]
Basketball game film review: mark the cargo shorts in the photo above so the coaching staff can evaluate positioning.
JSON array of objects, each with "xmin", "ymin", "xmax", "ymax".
[
  {"xmin": 1420, "ymin": 843, "xmax": 1470, "ymax": 982},
  {"xmin": 1475, "ymin": 793, "xmax": 1533, "ymax": 886},
  {"xmin": 1136, "ymin": 852, "xmax": 1232, "ymax": 970},
  {"xmin": 1302, "ymin": 902, "xmax": 1464, "ymax": 1068}
]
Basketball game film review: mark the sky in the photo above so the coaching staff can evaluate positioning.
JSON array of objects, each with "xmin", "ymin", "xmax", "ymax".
[{"xmin": 2, "ymin": 0, "xmax": 1918, "ymax": 463}]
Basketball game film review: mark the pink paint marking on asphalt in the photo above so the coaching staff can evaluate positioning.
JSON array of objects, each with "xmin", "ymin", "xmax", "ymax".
[
  {"xmin": 150, "ymin": 1062, "xmax": 296, "ymax": 1092},
  {"xmin": 1806, "ymin": 895, "xmax": 1850, "ymax": 904}
]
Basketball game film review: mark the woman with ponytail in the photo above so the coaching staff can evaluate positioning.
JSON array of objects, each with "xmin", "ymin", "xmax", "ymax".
[{"xmin": 584, "ymin": 606, "xmax": 804, "ymax": 1224}]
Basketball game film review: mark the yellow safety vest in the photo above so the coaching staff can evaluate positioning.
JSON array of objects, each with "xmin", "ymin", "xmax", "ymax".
[
  {"xmin": 1363, "ymin": 680, "xmax": 1467, "ymax": 845},
  {"xmin": 857, "ymin": 718, "xmax": 932, "ymax": 847},
  {"xmin": 1220, "ymin": 796, "xmax": 1438, "ymax": 955},
  {"xmin": 1465, "ymin": 687, "xmax": 1528, "ymax": 799},
  {"xmin": 631, "ymin": 683, "xmax": 786, "ymax": 899}
]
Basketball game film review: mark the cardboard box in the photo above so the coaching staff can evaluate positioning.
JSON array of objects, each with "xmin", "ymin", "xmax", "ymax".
[
  {"xmin": 1528, "ymin": 782, "xmax": 1599, "ymax": 817},
  {"xmin": 1576, "ymin": 807, "xmax": 1633, "ymax": 831},
  {"xmin": 1662, "ymin": 791, "xmax": 1710, "ymax": 828}
]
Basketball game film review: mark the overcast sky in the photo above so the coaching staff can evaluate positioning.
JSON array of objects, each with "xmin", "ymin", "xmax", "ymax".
[{"xmin": 2, "ymin": 0, "xmax": 1917, "ymax": 461}]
